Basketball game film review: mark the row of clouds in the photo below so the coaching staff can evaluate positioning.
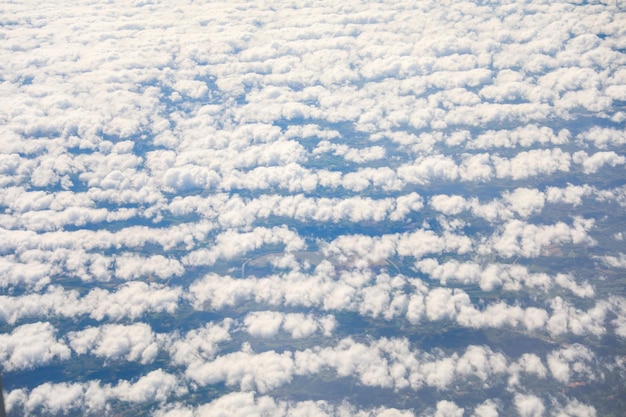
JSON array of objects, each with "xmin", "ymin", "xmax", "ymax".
[
  {"xmin": 0, "ymin": 311, "xmax": 608, "ymax": 387},
  {"xmin": 4, "ymin": 1, "xmax": 624, "ymax": 143},
  {"xmin": 6, "ymin": 387, "xmax": 598, "ymax": 417},
  {"xmin": 3, "ymin": 142, "xmax": 625, "ymax": 201},
  {"xmin": 1, "ymin": 265, "xmax": 620, "ymax": 336},
  {"xmin": 0, "ymin": 211, "xmax": 605, "ymax": 289},
  {"xmin": 3, "ymin": 179, "xmax": 623, "ymax": 233},
  {"xmin": 4, "ymin": 338, "xmax": 601, "ymax": 417},
  {"xmin": 189, "ymin": 270, "xmax": 619, "ymax": 338}
]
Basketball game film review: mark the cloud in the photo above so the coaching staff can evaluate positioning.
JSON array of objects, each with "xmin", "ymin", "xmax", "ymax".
[
  {"xmin": 492, "ymin": 149, "xmax": 571, "ymax": 181},
  {"xmin": 7, "ymin": 370, "xmax": 185, "ymax": 415},
  {"xmin": 546, "ymin": 344, "xmax": 596, "ymax": 384},
  {"xmin": 479, "ymin": 217, "xmax": 595, "ymax": 258},
  {"xmin": 0, "ymin": 256, "xmax": 54, "ymax": 290},
  {"xmin": 572, "ymin": 150, "xmax": 626, "ymax": 174},
  {"xmin": 507, "ymin": 353, "xmax": 547, "ymax": 388},
  {"xmin": 183, "ymin": 226, "xmax": 306, "ymax": 266},
  {"xmin": 0, "ymin": 281, "xmax": 181, "ymax": 324},
  {"xmin": 514, "ymin": 394, "xmax": 544, "ymax": 417},
  {"xmin": 416, "ymin": 258, "xmax": 593, "ymax": 297},
  {"xmin": 471, "ymin": 400, "xmax": 499, "ymax": 417},
  {"xmin": 546, "ymin": 297, "xmax": 607, "ymax": 337},
  {"xmin": 1, "ymin": 0, "xmax": 624, "ymax": 415},
  {"xmin": 244, "ymin": 311, "xmax": 336, "ymax": 339},
  {"xmin": 433, "ymin": 401, "xmax": 464, "ymax": 417},
  {"xmin": 114, "ymin": 254, "xmax": 184, "ymax": 281},
  {"xmin": 68, "ymin": 322, "xmax": 160, "ymax": 364},
  {"xmin": 155, "ymin": 392, "xmax": 416, "ymax": 417},
  {"xmin": 166, "ymin": 319, "xmax": 233, "ymax": 367},
  {"xmin": 468, "ymin": 125, "xmax": 569, "ymax": 149},
  {"xmin": 185, "ymin": 344, "xmax": 295, "ymax": 393},
  {"xmin": 111, "ymin": 369, "xmax": 186, "ymax": 403},
  {"xmin": 0, "ymin": 321, "xmax": 70, "ymax": 371}
]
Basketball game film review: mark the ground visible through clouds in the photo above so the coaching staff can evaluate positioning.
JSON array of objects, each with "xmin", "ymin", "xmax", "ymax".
[{"xmin": 1, "ymin": 1, "xmax": 626, "ymax": 416}]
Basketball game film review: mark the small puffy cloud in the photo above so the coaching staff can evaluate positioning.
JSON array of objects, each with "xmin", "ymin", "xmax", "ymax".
[
  {"xmin": 68, "ymin": 323, "xmax": 159, "ymax": 364},
  {"xmin": 114, "ymin": 254, "xmax": 184, "ymax": 280},
  {"xmin": 507, "ymin": 353, "xmax": 547, "ymax": 388},
  {"xmin": 244, "ymin": 311, "xmax": 284, "ymax": 338},
  {"xmin": 167, "ymin": 319, "xmax": 233, "ymax": 367},
  {"xmin": 514, "ymin": 394, "xmax": 545, "ymax": 417},
  {"xmin": 0, "ymin": 257, "xmax": 53, "ymax": 290},
  {"xmin": 552, "ymin": 399, "xmax": 597, "ymax": 417},
  {"xmin": 0, "ymin": 321, "xmax": 70, "ymax": 371},
  {"xmin": 185, "ymin": 347, "xmax": 295, "ymax": 393},
  {"xmin": 492, "ymin": 149, "xmax": 570, "ymax": 181},
  {"xmin": 577, "ymin": 127, "xmax": 626, "ymax": 149},
  {"xmin": 7, "ymin": 370, "xmax": 184, "ymax": 415},
  {"xmin": 184, "ymin": 226, "xmax": 305, "ymax": 266},
  {"xmin": 433, "ymin": 400, "xmax": 464, "ymax": 417},
  {"xmin": 503, "ymin": 188, "xmax": 545, "ymax": 217},
  {"xmin": 111, "ymin": 369, "xmax": 186, "ymax": 403},
  {"xmin": 0, "ymin": 282, "xmax": 181, "ymax": 325},
  {"xmin": 546, "ymin": 184, "xmax": 592, "ymax": 206},
  {"xmin": 481, "ymin": 218, "xmax": 594, "ymax": 258},
  {"xmin": 572, "ymin": 151, "xmax": 625, "ymax": 174},
  {"xmin": 546, "ymin": 344, "xmax": 596, "ymax": 384},
  {"xmin": 430, "ymin": 195, "xmax": 469, "ymax": 216},
  {"xmin": 425, "ymin": 287, "xmax": 471, "ymax": 321},
  {"xmin": 84, "ymin": 281, "xmax": 182, "ymax": 321},
  {"xmin": 471, "ymin": 400, "xmax": 499, "ymax": 417},
  {"xmin": 546, "ymin": 297, "xmax": 607, "ymax": 337}
]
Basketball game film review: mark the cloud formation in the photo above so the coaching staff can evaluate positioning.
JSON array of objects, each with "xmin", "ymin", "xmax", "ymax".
[{"xmin": 1, "ymin": 0, "xmax": 624, "ymax": 416}]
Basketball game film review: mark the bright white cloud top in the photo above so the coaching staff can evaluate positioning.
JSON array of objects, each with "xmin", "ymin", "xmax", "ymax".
[{"xmin": 1, "ymin": 0, "xmax": 625, "ymax": 416}]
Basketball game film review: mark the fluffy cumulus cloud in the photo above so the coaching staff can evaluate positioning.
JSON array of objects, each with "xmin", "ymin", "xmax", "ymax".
[
  {"xmin": 0, "ymin": 322, "xmax": 70, "ymax": 371},
  {"xmin": 68, "ymin": 323, "xmax": 160, "ymax": 364},
  {"xmin": 1, "ymin": 0, "xmax": 624, "ymax": 416},
  {"xmin": 6, "ymin": 370, "xmax": 186, "ymax": 415}
]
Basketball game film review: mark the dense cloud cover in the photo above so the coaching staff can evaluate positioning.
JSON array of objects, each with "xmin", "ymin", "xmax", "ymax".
[{"xmin": 1, "ymin": 0, "xmax": 625, "ymax": 416}]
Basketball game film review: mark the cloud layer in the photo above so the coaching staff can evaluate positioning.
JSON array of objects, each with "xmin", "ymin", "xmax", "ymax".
[{"xmin": 1, "ymin": 0, "xmax": 625, "ymax": 416}]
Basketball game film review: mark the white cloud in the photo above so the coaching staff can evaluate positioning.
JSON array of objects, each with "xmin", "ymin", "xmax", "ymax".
[
  {"xmin": 185, "ymin": 345, "xmax": 295, "ymax": 393},
  {"xmin": 480, "ymin": 217, "xmax": 594, "ymax": 258},
  {"xmin": 0, "ymin": 321, "xmax": 70, "ymax": 371},
  {"xmin": 0, "ymin": 256, "xmax": 53, "ymax": 290},
  {"xmin": 503, "ymin": 188, "xmax": 545, "ymax": 218},
  {"xmin": 111, "ymin": 369, "xmax": 186, "ymax": 403},
  {"xmin": 155, "ymin": 392, "xmax": 416, "ymax": 417},
  {"xmin": 546, "ymin": 344, "xmax": 596, "ymax": 384},
  {"xmin": 7, "ymin": 370, "xmax": 185, "ymax": 415},
  {"xmin": 546, "ymin": 297, "xmax": 607, "ymax": 337},
  {"xmin": 572, "ymin": 150, "xmax": 626, "ymax": 174},
  {"xmin": 244, "ymin": 311, "xmax": 336, "ymax": 339},
  {"xmin": 552, "ymin": 398, "xmax": 597, "ymax": 417},
  {"xmin": 577, "ymin": 127, "xmax": 626, "ymax": 149},
  {"xmin": 114, "ymin": 254, "xmax": 184, "ymax": 280},
  {"xmin": 514, "ymin": 394, "xmax": 545, "ymax": 417},
  {"xmin": 492, "ymin": 149, "xmax": 571, "ymax": 181},
  {"xmin": 433, "ymin": 401, "xmax": 464, "ymax": 417},
  {"xmin": 68, "ymin": 323, "xmax": 160, "ymax": 364},
  {"xmin": 0, "ymin": 281, "xmax": 181, "ymax": 324},
  {"xmin": 471, "ymin": 400, "xmax": 499, "ymax": 417},
  {"xmin": 244, "ymin": 311, "xmax": 284, "ymax": 338},
  {"xmin": 1, "ymin": 0, "xmax": 624, "ymax": 415},
  {"xmin": 184, "ymin": 226, "xmax": 305, "ymax": 266},
  {"xmin": 468, "ymin": 125, "xmax": 569, "ymax": 149},
  {"xmin": 545, "ymin": 184, "xmax": 592, "ymax": 206},
  {"xmin": 165, "ymin": 322, "xmax": 230, "ymax": 369}
]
